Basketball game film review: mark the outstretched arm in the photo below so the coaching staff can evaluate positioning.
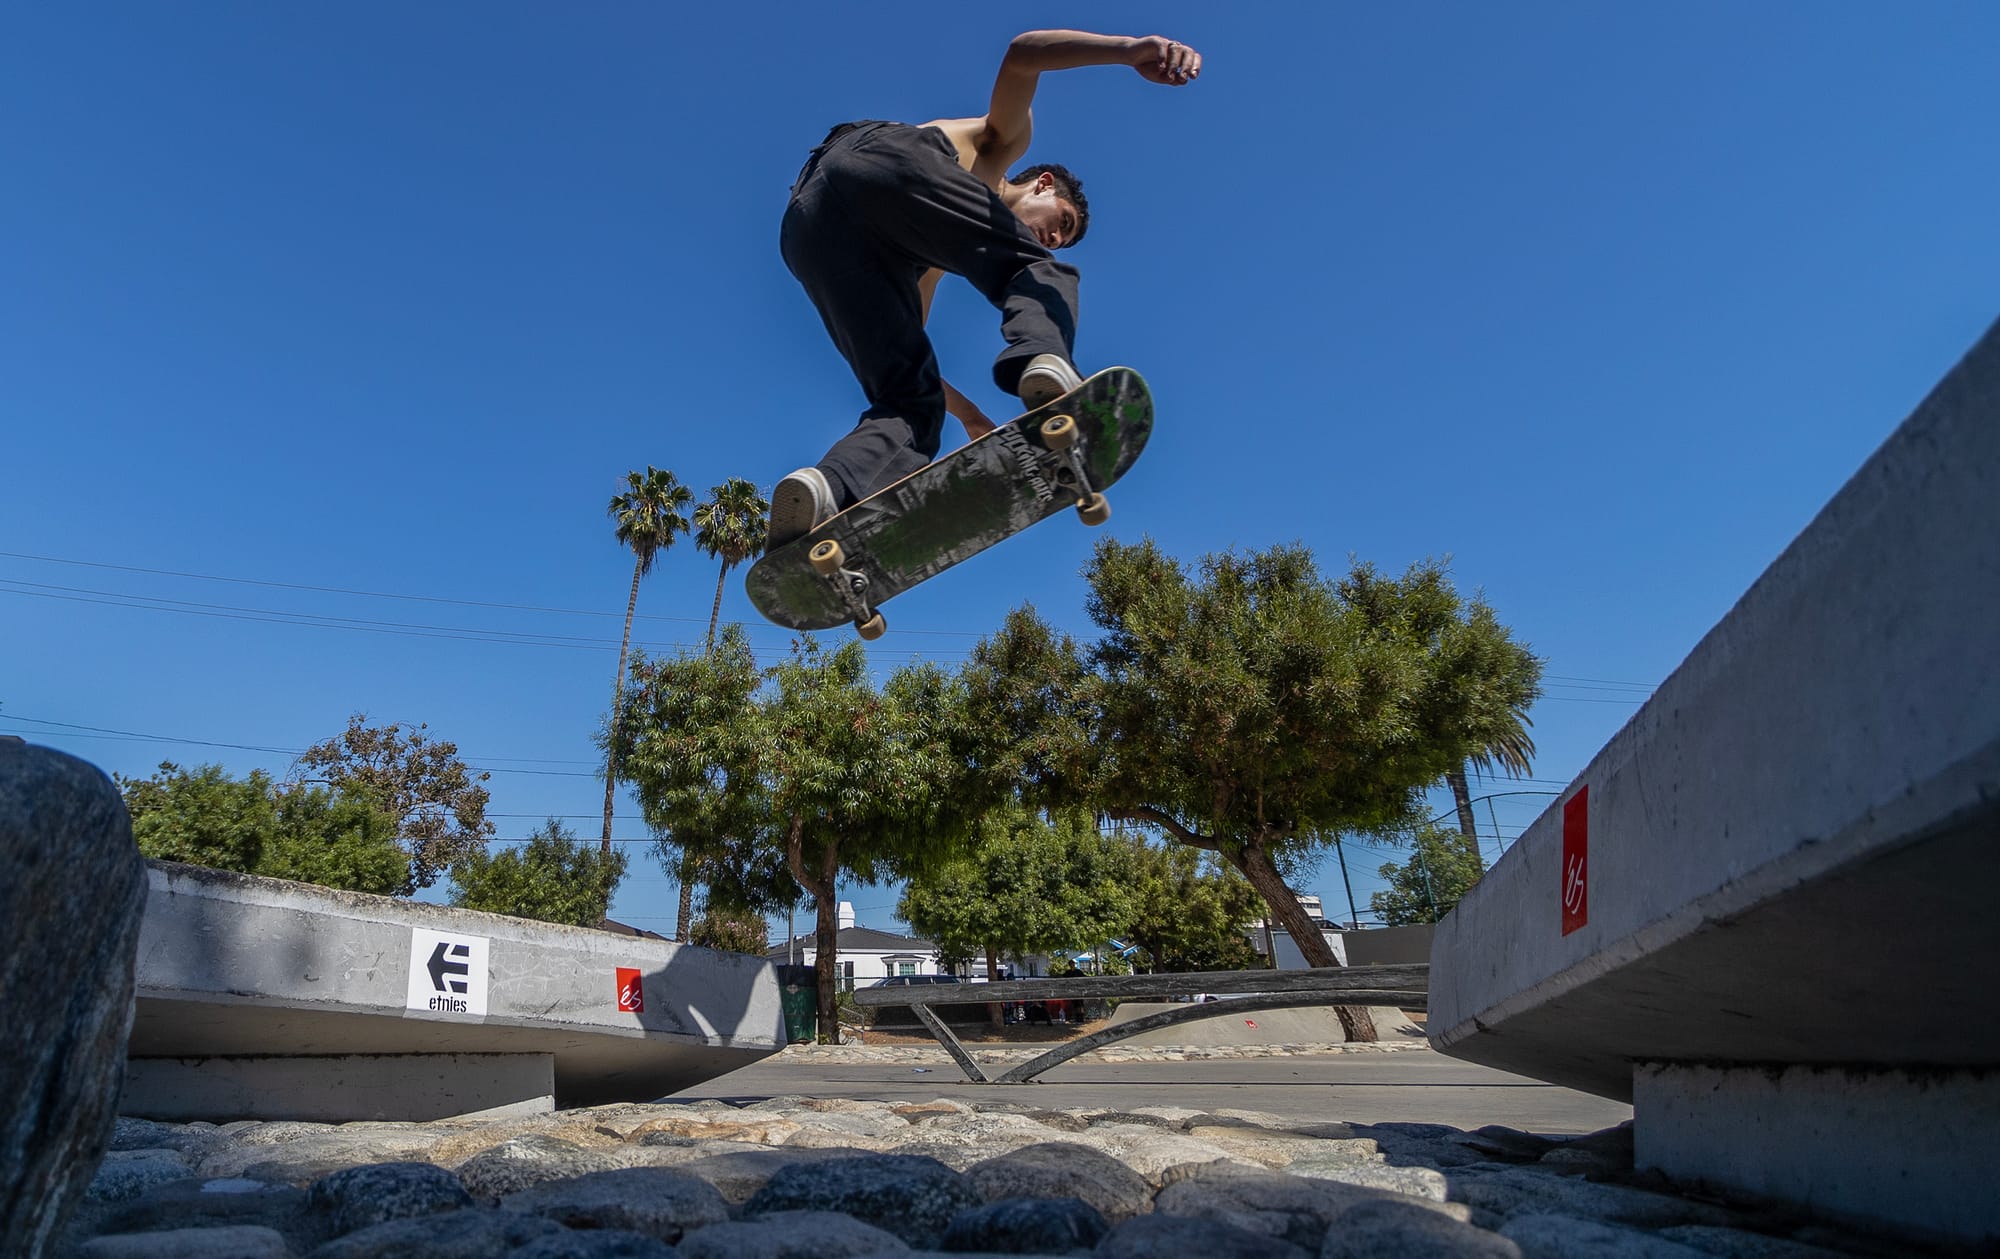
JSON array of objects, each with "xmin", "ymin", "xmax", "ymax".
[{"xmin": 981, "ymin": 30, "xmax": 1202, "ymax": 158}]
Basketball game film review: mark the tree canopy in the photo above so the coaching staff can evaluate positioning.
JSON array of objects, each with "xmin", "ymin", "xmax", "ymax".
[
  {"xmin": 898, "ymin": 806, "xmax": 1134, "ymax": 982},
  {"xmin": 965, "ymin": 538, "xmax": 1541, "ymax": 1035},
  {"xmin": 615, "ymin": 631, "xmax": 990, "ymax": 1030},
  {"xmin": 293, "ymin": 714, "xmax": 494, "ymax": 893},
  {"xmin": 447, "ymin": 819, "xmax": 627, "ymax": 928},
  {"xmin": 1371, "ymin": 823, "xmax": 1487, "ymax": 926},
  {"xmin": 120, "ymin": 761, "xmax": 407, "ymax": 896}
]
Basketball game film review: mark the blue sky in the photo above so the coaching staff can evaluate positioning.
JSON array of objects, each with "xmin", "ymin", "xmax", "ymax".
[{"xmin": 4, "ymin": 4, "xmax": 1996, "ymax": 939}]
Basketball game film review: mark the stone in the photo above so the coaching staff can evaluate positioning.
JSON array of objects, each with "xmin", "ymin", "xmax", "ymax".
[
  {"xmin": 676, "ymin": 1209, "xmax": 909, "ymax": 1258},
  {"xmin": 1655, "ymin": 1225, "xmax": 1855, "ymax": 1258},
  {"xmin": 1321, "ymin": 1199, "xmax": 1523, "ymax": 1259},
  {"xmin": 95, "ymin": 1179, "xmax": 310, "ymax": 1242},
  {"xmin": 451, "ymin": 1137, "xmax": 625, "ymax": 1203},
  {"xmin": 0, "ymin": 743, "xmax": 148, "ymax": 1259},
  {"xmin": 88, "ymin": 1151, "xmax": 198, "ymax": 1203},
  {"xmin": 79, "ymin": 1224, "xmax": 292, "ymax": 1258},
  {"xmin": 940, "ymin": 1196, "xmax": 1109, "ymax": 1253},
  {"xmin": 1096, "ymin": 1212, "xmax": 1313, "ymax": 1259},
  {"xmin": 305, "ymin": 1207, "xmax": 562, "ymax": 1258},
  {"xmin": 1458, "ymin": 1127, "xmax": 1561, "ymax": 1162},
  {"xmin": 1449, "ymin": 1169, "xmax": 1741, "ymax": 1230},
  {"xmin": 1155, "ymin": 1161, "xmax": 1474, "ymax": 1251},
  {"xmin": 743, "ymin": 1154, "xmax": 982, "ymax": 1248},
  {"xmin": 308, "ymin": 1161, "xmax": 473, "ymax": 1236},
  {"xmin": 1289, "ymin": 1159, "xmax": 1452, "ymax": 1202},
  {"xmin": 501, "ymin": 1167, "xmax": 730, "ymax": 1243},
  {"xmin": 1499, "ymin": 1213, "xmax": 1715, "ymax": 1257},
  {"xmin": 964, "ymin": 1142, "xmax": 1152, "ymax": 1223},
  {"xmin": 670, "ymin": 1148, "xmax": 874, "ymax": 1206},
  {"xmin": 509, "ymin": 1228, "xmax": 679, "ymax": 1258},
  {"xmin": 1049, "ymin": 1124, "xmax": 1252, "ymax": 1184}
]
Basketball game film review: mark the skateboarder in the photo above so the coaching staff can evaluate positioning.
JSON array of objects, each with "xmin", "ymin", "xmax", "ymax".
[{"xmin": 767, "ymin": 28, "xmax": 1203, "ymax": 550}]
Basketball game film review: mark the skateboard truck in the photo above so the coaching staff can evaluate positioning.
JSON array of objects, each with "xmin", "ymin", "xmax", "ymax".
[
  {"xmin": 807, "ymin": 540, "xmax": 887, "ymax": 640},
  {"xmin": 1038, "ymin": 414, "xmax": 1111, "ymax": 526}
]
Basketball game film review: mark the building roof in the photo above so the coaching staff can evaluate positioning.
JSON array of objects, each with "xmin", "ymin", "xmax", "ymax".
[{"xmin": 765, "ymin": 925, "xmax": 936, "ymax": 957}]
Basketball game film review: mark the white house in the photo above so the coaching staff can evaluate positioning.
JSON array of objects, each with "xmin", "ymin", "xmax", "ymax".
[{"xmin": 766, "ymin": 901, "xmax": 952, "ymax": 989}]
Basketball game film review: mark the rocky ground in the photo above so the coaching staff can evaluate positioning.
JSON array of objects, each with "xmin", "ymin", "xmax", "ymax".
[{"xmin": 63, "ymin": 1072, "xmax": 1930, "ymax": 1259}]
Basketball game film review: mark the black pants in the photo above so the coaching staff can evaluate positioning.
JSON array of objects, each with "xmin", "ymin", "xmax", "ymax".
[{"xmin": 781, "ymin": 121, "xmax": 1081, "ymax": 506}]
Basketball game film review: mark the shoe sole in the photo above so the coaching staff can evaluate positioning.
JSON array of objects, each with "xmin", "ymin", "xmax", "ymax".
[{"xmin": 769, "ymin": 477, "xmax": 830, "ymax": 550}]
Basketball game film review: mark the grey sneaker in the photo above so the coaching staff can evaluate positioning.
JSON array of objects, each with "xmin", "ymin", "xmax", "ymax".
[
  {"xmin": 1018, "ymin": 353, "xmax": 1084, "ymax": 409},
  {"xmin": 768, "ymin": 466, "xmax": 838, "ymax": 551}
]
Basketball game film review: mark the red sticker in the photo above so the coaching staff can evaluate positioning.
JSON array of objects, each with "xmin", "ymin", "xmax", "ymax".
[
  {"xmin": 616, "ymin": 967, "xmax": 644, "ymax": 1013},
  {"xmin": 1244, "ymin": 1019, "xmax": 1258, "ymax": 1029},
  {"xmin": 1561, "ymin": 786, "xmax": 1589, "ymax": 936}
]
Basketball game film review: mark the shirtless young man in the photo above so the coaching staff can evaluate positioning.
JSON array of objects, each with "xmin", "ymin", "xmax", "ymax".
[{"xmin": 766, "ymin": 29, "xmax": 1203, "ymax": 549}]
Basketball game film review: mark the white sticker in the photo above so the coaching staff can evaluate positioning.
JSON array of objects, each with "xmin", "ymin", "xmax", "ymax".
[{"xmin": 405, "ymin": 928, "xmax": 489, "ymax": 1017}]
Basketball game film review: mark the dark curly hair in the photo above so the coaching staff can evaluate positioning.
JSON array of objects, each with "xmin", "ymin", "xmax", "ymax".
[{"xmin": 1008, "ymin": 162, "xmax": 1089, "ymax": 247}]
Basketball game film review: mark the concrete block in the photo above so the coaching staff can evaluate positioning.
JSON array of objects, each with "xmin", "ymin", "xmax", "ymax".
[
  {"xmin": 127, "ymin": 861, "xmax": 784, "ymax": 1116},
  {"xmin": 121, "ymin": 1053, "xmax": 556, "ymax": 1124},
  {"xmin": 1633, "ymin": 1062, "xmax": 2000, "ymax": 1242},
  {"xmin": 1427, "ymin": 319, "xmax": 2000, "ymax": 1242}
]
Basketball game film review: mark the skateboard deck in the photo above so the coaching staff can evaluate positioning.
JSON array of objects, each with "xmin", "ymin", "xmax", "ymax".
[{"xmin": 745, "ymin": 366, "xmax": 1153, "ymax": 637}]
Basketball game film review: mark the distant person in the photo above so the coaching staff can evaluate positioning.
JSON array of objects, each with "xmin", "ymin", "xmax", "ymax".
[{"xmin": 766, "ymin": 28, "xmax": 1204, "ymax": 548}]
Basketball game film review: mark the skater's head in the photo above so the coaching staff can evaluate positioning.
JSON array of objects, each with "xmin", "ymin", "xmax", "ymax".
[{"xmin": 1004, "ymin": 163, "xmax": 1089, "ymax": 250}]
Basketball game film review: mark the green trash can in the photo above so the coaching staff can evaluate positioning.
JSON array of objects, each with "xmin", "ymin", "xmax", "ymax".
[{"xmin": 777, "ymin": 966, "xmax": 817, "ymax": 1044}]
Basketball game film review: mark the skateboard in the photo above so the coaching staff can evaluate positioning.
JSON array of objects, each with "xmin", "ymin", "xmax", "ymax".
[{"xmin": 745, "ymin": 366, "xmax": 1153, "ymax": 639}]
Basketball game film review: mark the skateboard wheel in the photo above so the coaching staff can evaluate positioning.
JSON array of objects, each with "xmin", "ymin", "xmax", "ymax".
[
  {"xmin": 855, "ymin": 612, "xmax": 886, "ymax": 640},
  {"xmin": 809, "ymin": 539, "xmax": 844, "ymax": 577},
  {"xmin": 1040, "ymin": 414, "xmax": 1078, "ymax": 451},
  {"xmin": 1077, "ymin": 493, "xmax": 1111, "ymax": 527}
]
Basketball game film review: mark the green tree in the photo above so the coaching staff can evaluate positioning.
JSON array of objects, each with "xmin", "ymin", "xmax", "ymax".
[
  {"xmin": 1121, "ymin": 838, "xmax": 1265, "ymax": 973},
  {"xmin": 615, "ymin": 625, "xmax": 774, "ymax": 942},
  {"xmin": 293, "ymin": 714, "xmax": 495, "ymax": 894},
  {"xmin": 261, "ymin": 787, "xmax": 408, "ymax": 896},
  {"xmin": 447, "ymin": 819, "xmax": 628, "ymax": 927},
  {"xmin": 688, "ymin": 907, "xmax": 770, "ymax": 954},
  {"xmin": 122, "ymin": 762, "xmax": 275, "ymax": 872},
  {"xmin": 604, "ymin": 465, "xmax": 694, "ymax": 853},
  {"xmin": 616, "ymin": 631, "xmax": 990, "ymax": 1031},
  {"xmin": 763, "ymin": 638, "xmax": 984, "ymax": 1031},
  {"xmin": 966, "ymin": 540, "xmax": 1541, "ymax": 1039},
  {"xmin": 693, "ymin": 477, "xmax": 770, "ymax": 653},
  {"xmin": 662, "ymin": 478, "xmax": 772, "ymax": 941},
  {"xmin": 1371, "ymin": 823, "xmax": 1488, "ymax": 925},
  {"xmin": 898, "ymin": 806, "xmax": 1135, "ymax": 990},
  {"xmin": 120, "ymin": 762, "xmax": 406, "ymax": 895}
]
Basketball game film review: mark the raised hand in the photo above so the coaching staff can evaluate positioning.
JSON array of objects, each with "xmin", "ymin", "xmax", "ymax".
[{"xmin": 1133, "ymin": 36, "xmax": 1202, "ymax": 86}]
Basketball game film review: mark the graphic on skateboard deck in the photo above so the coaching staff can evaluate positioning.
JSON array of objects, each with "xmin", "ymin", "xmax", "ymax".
[{"xmin": 745, "ymin": 366, "xmax": 1153, "ymax": 639}]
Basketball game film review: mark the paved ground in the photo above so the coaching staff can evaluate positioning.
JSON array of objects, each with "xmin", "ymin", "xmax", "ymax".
[{"xmin": 666, "ymin": 1046, "xmax": 1634, "ymax": 1135}]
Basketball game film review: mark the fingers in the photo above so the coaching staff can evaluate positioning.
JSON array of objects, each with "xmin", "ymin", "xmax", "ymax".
[{"xmin": 1148, "ymin": 37, "xmax": 1201, "ymax": 85}]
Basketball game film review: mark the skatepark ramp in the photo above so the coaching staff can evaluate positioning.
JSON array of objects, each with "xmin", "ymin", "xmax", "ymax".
[
  {"xmin": 123, "ymin": 862, "xmax": 785, "ymax": 1122},
  {"xmin": 1428, "ymin": 319, "xmax": 2000, "ymax": 1243}
]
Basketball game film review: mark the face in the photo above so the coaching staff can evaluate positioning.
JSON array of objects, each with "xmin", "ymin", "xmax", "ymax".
[{"xmin": 1013, "ymin": 174, "xmax": 1080, "ymax": 251}]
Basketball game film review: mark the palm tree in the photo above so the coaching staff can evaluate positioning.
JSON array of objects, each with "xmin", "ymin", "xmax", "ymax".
[
  {"xmin": 1446, "ymin": 720, "xmax": 1536, "ymax": 870},
  {"xmin": 603, "ymin": 466, "xmax": 692, "ymax": 854},
  {"xmin": 655, "ymin": 478, "xmax": 774, "ymax": 940},
  {"xmin": 693, "ymin": 478, "xmax": 770, "ymax": 652}
]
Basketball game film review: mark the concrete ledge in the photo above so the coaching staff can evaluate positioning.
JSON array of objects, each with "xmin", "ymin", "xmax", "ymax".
[
  {"xmin": 123, "ymin": 1053, "xmax": 557, "ymax": 1123},
  {"xmin": 1428, "ymin": 320, "xmax": 2000, "ymax": 1240},
  {"xmin": 1633, "ymin": 1062, "xmax": 2000, "ymax": 1242},
  {"xmin": 127, "ymin": 862, "xmax": 784, "ymax": 1116}
]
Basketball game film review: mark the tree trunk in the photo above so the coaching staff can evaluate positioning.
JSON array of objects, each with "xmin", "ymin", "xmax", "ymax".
[
  {"xmin": 602, "ymin": 562, "xmax": 644, "ymax": 854},
  {"xmin": 705, "ymin": 564, "xmax": 726, "ymax": 653},
  {"xmin": 673, "ymin": 850, "xmax": 697, "ymax": 943},
  {"xmin": 784, "ymin": 814, "xmax": 842, "ymax": 1035},
  {"xmin": 985, "ymin": 941, "xmax": 1004, "ymax": 1027},
  {"xmin": 1229, "ymin": 840, "xmax": 1378, "ymax": 1043},
  {"xmin": 1447, "ymin": 765, "xmax": 1483, "ymax": 869}
]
